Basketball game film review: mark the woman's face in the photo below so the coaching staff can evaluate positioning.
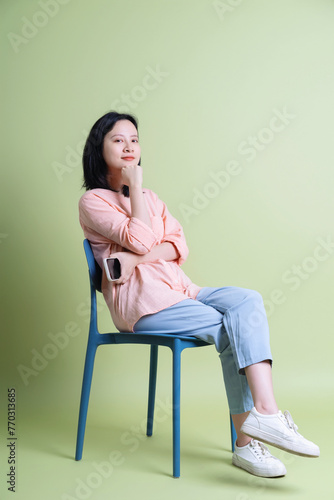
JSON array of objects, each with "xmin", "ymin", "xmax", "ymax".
[{"xmin": 103, "ymin": 119, "xmax": 141, "ymax": 172}]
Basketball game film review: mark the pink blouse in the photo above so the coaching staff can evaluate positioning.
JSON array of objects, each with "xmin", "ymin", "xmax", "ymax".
[{"xmin": 78, "ymin": 188, "xmax": 202, "ymax": 331}]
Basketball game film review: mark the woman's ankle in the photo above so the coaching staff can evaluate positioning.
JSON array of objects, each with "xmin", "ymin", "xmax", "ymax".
[
  {"xmin": 254, "ymin": 403, "xmax": 279, "ymax": 415},
  {"xmin": 236, "ymin": 436, "xmax": 252, "ymax": 448}
]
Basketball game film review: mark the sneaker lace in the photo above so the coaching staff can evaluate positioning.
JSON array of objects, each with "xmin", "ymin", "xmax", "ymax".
[
  {"xmin": 283, "ymin": 410, "xmax": 299, "ymax": 432},
  {"xmin": 250, "ymin": 439, "xmax": 271, "ymax": 458}
]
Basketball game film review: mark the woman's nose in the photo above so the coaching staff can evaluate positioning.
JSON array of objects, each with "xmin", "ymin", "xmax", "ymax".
[{"xmin": 124, "ymin": 142, "xmax": 134, "ymax": 152}]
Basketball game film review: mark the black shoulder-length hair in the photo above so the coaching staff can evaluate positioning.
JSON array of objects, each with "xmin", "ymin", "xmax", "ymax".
[{"xmin": 82, "ymin": 111, "xmax": 139, "ymax": 197}]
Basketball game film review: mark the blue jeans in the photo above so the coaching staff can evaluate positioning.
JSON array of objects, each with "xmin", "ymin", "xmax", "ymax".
[{"xmin": 133, "ymin": 287, "xmax": 272, "ymax": 414}]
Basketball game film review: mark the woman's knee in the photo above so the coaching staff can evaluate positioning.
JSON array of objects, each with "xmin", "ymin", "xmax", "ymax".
[
  {"xmin": 245, "ymin": 289, "xmax": 264, "ymax": 303},
  {"xmin": 227, "ymin": 288, "xmax": 268, "ymax": 330}
]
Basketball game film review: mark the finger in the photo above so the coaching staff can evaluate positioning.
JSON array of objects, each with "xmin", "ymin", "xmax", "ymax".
[
  {"xmin": 112, "ymin": 274, "xmax": 128, "ymax": 285},
  {"xmin": 118, "ymin": 275, "xmax": 128, "ymax": 285},
  {"xmin": 112, "ymin": 277, "xmax": 123, "ymax": 285},
  {"xmin": 108, "ymin": 252, "xmax": 120, "ymax": 259}
]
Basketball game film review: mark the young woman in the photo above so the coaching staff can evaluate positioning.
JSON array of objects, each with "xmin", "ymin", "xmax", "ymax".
[{"xmin": 79, "ymin": 111, "xmax": 319, "ymax": 478}]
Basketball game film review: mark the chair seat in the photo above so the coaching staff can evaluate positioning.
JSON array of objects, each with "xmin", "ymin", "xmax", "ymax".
[{"xmin": 96, "ymin": 330, "xmax": 210, "ymax": 347}]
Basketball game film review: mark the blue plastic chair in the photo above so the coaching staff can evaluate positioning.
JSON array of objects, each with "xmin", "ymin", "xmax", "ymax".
[{"xmin": 75, "ymin": 239, "xmax": 237, "ymax": 477}]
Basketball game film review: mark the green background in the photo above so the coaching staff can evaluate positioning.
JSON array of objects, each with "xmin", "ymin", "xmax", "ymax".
[{"xmin": 1, "ymin": 0, "xmax": 333, "ymax": 499}]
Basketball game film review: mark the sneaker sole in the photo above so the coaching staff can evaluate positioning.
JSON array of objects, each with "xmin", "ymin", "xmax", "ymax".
[
  {"xmin": 232, "ymin": 455, "xmax": 286, "ymax": 478},
  {"xmin": 241, "ymin": 424, "xmax": 320, "ymax": 458}
]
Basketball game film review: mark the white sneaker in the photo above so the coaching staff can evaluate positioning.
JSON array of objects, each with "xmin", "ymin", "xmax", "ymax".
[
  {"xmin": 241, "ymin": 407, "xmax": 320, "ymax": 458},
  {"xmin": 232, "ymin": 439, "xmax": 287, "ymax": 477}
]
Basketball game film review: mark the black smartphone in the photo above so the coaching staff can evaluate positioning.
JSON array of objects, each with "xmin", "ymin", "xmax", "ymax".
[{"xmin": 103, "ymin": 257, "xmax": 121, "ymax": 281}]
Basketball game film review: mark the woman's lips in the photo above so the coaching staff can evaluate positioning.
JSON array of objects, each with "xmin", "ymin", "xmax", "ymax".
[{"xmin": 122, "ymin": 157, "xmax": 135, "ymax": 161}]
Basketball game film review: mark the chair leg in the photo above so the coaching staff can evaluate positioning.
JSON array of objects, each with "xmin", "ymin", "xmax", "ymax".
[
  {"xmin": 147, "ymin": 345, "xmax": 158, "ymax": 436},
  {"xmin": 230, "ymin": 413, "xmax": 237, "ymax": 452},
  {"xmin": 75, "ymin": 343, "xmax": 97, "ymax": 460},
  {"xmin": 172, "ymin": 340, "xmax": 181, "ymax": 478}
]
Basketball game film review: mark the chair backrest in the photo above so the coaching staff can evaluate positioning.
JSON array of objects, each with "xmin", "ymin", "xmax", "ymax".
[{"xmin": 83, "ymin": 239, "xmax": 102, "ymax": 293}]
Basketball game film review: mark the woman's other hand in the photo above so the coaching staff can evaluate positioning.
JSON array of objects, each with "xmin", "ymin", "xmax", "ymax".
[{"xmin": 108, "ymin": 251, "xmax": 140, "ymax": 285}]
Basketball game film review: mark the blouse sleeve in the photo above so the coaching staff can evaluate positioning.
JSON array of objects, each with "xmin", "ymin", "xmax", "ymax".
[
  {"xmin": 79, "ymin": 191, "xmax": 158, "ymax": 254},
  {"xmin": 158, "ymin": 197, "xmax": 189, "ymax": 266}
]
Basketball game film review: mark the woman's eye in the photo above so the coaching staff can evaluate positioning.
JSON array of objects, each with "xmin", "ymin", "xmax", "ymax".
[{"xmin": 132, "ymin": 139, "xmax": 138, "ymax": 143}]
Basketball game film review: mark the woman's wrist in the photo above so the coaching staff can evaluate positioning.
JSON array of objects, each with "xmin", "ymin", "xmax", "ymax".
[
  {"xmin": 128, "ymin": 183, "xmax": 142, "ymax": 191},
  {"xmin": 129, "ymin": 184, "xmax": 152, "ymax": 228}
]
